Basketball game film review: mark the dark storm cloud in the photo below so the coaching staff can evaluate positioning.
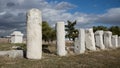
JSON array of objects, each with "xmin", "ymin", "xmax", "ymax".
[
  {"xmin": 6, "ymin": 2, "xmax": 16, "ymax": 7},
  {"xmin": 0, "ymin": 0, "xmax": 77, "ymax": 36}
]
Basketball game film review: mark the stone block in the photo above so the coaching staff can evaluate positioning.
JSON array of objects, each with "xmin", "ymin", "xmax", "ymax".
[
  {"xmin": 74, "ymin": 28, "xmax": 85, "ymax": 54},
  {"xmin": 95, "ymin": 30, "xmax": 105, "ymax": 50},
  {"xmin": 111, "ymin": 35, "xmax": 118, "ymax": 48},
  {"xmin": 8, "ymin": 50, "xmax": 23, "ymax": 58},
  {"xmin": 103, "ymin": 31, "xmax": 112, "ymax": 48},
  {"xmin": 85, "ymin": 28, "xmax": 96, "ymax": 51}
]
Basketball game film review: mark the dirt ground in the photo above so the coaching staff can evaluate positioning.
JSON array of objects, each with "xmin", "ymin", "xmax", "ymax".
[{"xmin": 0, "ymin": 43, "xmax": 120, "ymax": 68}]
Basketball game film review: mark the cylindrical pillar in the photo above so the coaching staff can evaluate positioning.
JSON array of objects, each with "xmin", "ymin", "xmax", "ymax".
[
  {"xmin": 103, "ymin": 31, "xmax": 112, "ymax": 48},
  {"xmin": 26, "ymin": 8, "xmax": 42, "ymax": 59},
  {"xmin": 95, "ymin": 30, "xmax": 105, "ymax": 50},
  {"xmin": 56, "ymin": 22, "xmax": 67, "ymax": 56},
  {"xmin": 85, "ymin": 28, "xmax": 96, "ymax": 51}
]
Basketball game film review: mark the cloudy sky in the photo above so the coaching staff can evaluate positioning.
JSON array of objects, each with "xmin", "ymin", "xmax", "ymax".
[{"xmin": 0, "ymin": 0, "xmax": 120, "ymax": 36}]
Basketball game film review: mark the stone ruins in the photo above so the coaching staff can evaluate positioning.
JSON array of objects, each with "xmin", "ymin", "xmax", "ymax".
[
  {"xmin": 103, "ymin": 31, "xmax": 112, "ymax": 48},
  {"xmin": 111, "ymin": 35, "xmax": 118, "ymax": 48},
  {"xmin": 56, "ymin": 22, "xmax": 67, "ymax": 56},
  {"xmin": 119, "ymin": 36, "xmax": 120, "ymax": 47},
  {"xmin": 94, "ymin": 30, "xmax": 105, "ymax": 50},
  {"xmin": 74, "ymin": 28, "xmax": 85, "ymax": 54},
  {"xmin": 10, "ymin": 31, "xmax": 24, "ymax": 43},
  {"xmin": 85, "ymin": 28, "xmax": 96, "ymax": 51},
  {"xmin": 0, "ymin": 8, "xmax": 120, "ymax": 60},
  {"xmin": 26, "ymin": 9, "xmax": 42, "ymax": 59}
]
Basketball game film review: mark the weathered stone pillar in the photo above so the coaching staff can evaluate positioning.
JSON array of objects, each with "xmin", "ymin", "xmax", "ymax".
[
  {"xmin": 95, "ymin": 30, "xmax": 105, "ymax": 50},
  {"xmin": 111, "ymin": 35, "xmax": 118, "ymax": 48},
  {"xmin": 56, "ymin": 22, "xmax": 67, "ymax": 56},
  {"xmin": 26, "ymin": 9, "xmax": 42, "ymax": 59},
  {"xmin": 85, "ymin": 28, "xmax": 96, "ymax": 51},
  {"xmin": 74, "ymin": 28, "xmax": 85, "ymax": 54},
  {"xmin": 103, "ymin": 31, "xmax": 112, "ymax": 48},
  {"xmin": 118, "ymin": 36, "xmax": 120, "ymax": 47}
]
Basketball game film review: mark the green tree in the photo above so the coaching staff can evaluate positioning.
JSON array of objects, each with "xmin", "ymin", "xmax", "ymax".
[
  {"xmin": 109, "ymin": 26, "xmax": 120, "ymax": 36},
  {"xmin": 42, "ymin": 21, "xmax": 52, "ymax": 42},
  {"xmin": 65, "ymin": 20, "xmax": 78, "ymax": 41},
  {"xmin": 42, "ymin": 21, "xmax": 56, "ymax": 42},
  {"xmin": 93, "ymin": 26, "xmax": 120, "ymax": 36},
  {"xmin": 93, "ymin": 26, "xmax": 108, "ymax": 32},
  {"xmin": 50, "ymin": 29, "xmax": 56, "ymax": 42}
]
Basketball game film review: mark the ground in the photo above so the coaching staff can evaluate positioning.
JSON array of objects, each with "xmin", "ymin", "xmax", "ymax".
[{"xmin": 0, "ymin": 43, "xmax": 120, "ymax": 68}]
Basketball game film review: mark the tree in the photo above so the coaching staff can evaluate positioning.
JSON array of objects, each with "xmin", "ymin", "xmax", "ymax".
[
  {"xmin": 109, "ymin": 26, "xmax": 120, "ymax": 36},
  {"xmin": 42, "ymin": 21, "xmax": 52, "ymax": 42},
  {"xmin": 93, "ymin": 26, "xmax": 120, "ymax": 36},
  {"xmin": 93, "ymin": 26, "xmax": 108, "ymax": 32},
  {"xmin": 50, "ymin": 29, "xmax": 56, "ymax": 42},
  {"xmin": 65, "ymin": 20, "xmax": 78, "ymax": 41},
  {"xmin": 42, "ymin": 21, "xmax": 56, "ymax": 42}
]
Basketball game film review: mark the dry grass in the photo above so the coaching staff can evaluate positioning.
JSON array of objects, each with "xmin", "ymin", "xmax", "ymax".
[{"xmin": 0, "ymin": 43, "xmax": 120, "ymax": 68}]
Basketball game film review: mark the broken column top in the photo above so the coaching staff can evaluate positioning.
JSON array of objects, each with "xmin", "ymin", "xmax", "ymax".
[
  {"xmin": 104, "ymin": 31, "xmax": 112, "ymax": 36},
  {"xmin": 95, "ymin": 30, "xmax": 104, "ymax": 35},
  {"xmin": 112, "ymin": 35, "xmax": 118, "ymax": 37},
  {"xmin": 85, "ymin": 28, "xmax": 93, "ymax": 33},
  {"xmin": 11, "ymin": 31, "xmax": 23, "ymax": 36},
  {"xmin": 104, "ymin": 31, "xmax": 112, "ymax": 34},
  {"xmin": 27, "ymin": 8, "xmax": 41, "ymax": 18},
  {"xmin": 57, "ymin": 21, "xmax": 64, "ymax": 24},
  {"xmin": 85, "ymin": 28, "xmax": 93, "ymax": 30}
]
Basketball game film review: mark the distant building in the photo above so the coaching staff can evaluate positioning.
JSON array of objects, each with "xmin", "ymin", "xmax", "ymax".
[{"xmin": 10, "ymin": 31, "xmax": 24, "ymax": 43}]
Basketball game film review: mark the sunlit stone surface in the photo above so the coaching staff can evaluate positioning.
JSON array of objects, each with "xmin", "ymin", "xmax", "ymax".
[
  {"xmin": 85, "ymin": 28, "xmax": 96, "ymax": 51},
  {"xmin": 111, "ymin": 35, "xmax": 118, "ymax": 48},
  {"xmin": 118, "ymin": 36, "xmax": 120, "ymax": 47},
  {"xmin": 10, "ymin": 31, "xmax": 23, "ymax": 43},
  {"xmin": 0, "ymin": 50, "xmax": 23, "ymax": 58},
  {"xmin": 95, "ymin": 30, "xmax": 105, "ymax": 50},
  {"xmin": 56, "ymin": 22, "xmax": 67, "ymax": 56},
  {"xmin": 8, "ymin": 50, "xmax": 23, "ymax": 58},
  {"xmin": 74, "ymin": 28, "xmax": 85, "ymax": 54},
  {"xmin": 26, "ymin": 9, "xmax": 42, "ymax": 59},
  {"xmin": 103, "ymin": 31, "xmax": 112, "ymax": 48}
]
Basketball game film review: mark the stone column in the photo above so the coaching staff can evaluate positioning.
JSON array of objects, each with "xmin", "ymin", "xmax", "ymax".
[
  {"xmin": 118, "ymin": 36, "xmax": 120, "ymax": 47},
  {"xmin": 111, "ymin": 35, "xmax": 118, "ymax": 48},
  {"xmin": 74, "ymin": 28, "xmax": 85, "ymax": 54},
  {"xmin": 95, "ymin": 30, "xmax": 105, "ymax": 50},
  {"xmin": 56, "ymin": 22, "xmax": 67, "ymax": 56},
  {"xmin": 85, "ymin": 28, "xmax": 96, "ymax": 51},
  {"xmin": 103, "ymin": 31, "xmax": 112, "ymax": 48},
  {"xmin": 26, "ymin": 9, "xmax": 42, "ymax": 59}
]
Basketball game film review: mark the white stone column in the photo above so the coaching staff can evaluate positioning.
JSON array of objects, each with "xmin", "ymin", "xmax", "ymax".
[
  {"xmin": 26, "ymin": 9, "xmax": 42, "ymax": 59},
  {"xmin": 95, "ymin": 30, "xmax": 105, "ymax": 50},
  {"xmin": 111, "ymin": 35, "xmax": 118, "ymax": 48},
  {"xmin": 118, "ymin": 36, "xmax": 120, "ymax": 47},
  {"xmin": 56, "ymin": 22, "xmax": 67, "ymax": 56},
  {"xmin": 74, "ymin": 28, "xmax": 85, "ymax": 54},
  {"xmin": 103, "ymin": 31, "xmax": 112, "ymax": 48},
  {"xmin": 85, "ymin": 28, "xmax": 96, "ymax": 51}
]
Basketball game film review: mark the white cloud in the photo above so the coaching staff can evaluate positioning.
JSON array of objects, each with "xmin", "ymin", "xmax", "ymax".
[
  {"xmin": 55, "ymin": 1, "xmax": 76, "ymax": 10},
  {"xmin": 0, "ymin": 11, "xmax": 6, "ymax": 15},
  {"xmin": 97, "ymin": 8, "xmax": 120, "ymax": 24},
  {"xmin": 0, "ymin": 0, "xmax": 120, "ymax": 36}
]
